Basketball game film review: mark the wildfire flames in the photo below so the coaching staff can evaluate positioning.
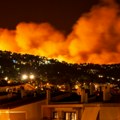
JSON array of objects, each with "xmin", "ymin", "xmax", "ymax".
[{"xmin": 0, "ymin": 0, "xmax": 120, "ymax": 64}]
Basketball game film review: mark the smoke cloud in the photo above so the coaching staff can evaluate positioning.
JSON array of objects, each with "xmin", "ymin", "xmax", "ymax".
[{"xmin": 0, "ymin": 0, "xmax": 120, "ymax": 64}]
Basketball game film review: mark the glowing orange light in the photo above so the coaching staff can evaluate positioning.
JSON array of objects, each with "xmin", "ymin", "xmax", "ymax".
[{"xmin": 0, "ymin": 1, "xmax": 120, "ymax": 64}]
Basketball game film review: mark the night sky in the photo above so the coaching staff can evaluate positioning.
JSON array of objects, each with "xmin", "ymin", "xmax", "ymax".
[{"xmin": 0, "ymin": 0, "xmax": 99, "ymax": 34}]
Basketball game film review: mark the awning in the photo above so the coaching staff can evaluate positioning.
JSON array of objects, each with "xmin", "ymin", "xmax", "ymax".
[
  {"xmin": 100, "ymin": 107, "xmax": 120, "ymax": 120},
  {"xmin": 81, "ymin": 107, "xmax": 100, "ymax": 120}
]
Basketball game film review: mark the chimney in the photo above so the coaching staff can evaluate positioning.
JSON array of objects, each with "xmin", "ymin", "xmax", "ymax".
[
  {"xmin": 90, "ymin": 83, "xmax": 95, "ymax": 95},
  {"xmin": 81, "ymin": 88, "xmax": 88, "ymax": 103},
  {"xmin": 103, "ymin": 85, "xmax": 111, "ymax": 101},
  {"xmin": 46, "ymin": 88, "xmax": 51, "ymax": 105}
]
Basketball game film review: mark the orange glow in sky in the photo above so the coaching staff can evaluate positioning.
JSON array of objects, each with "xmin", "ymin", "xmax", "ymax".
[{"xmin": 0, "ymin": 0, "xmax": 120, "ymax": 64}]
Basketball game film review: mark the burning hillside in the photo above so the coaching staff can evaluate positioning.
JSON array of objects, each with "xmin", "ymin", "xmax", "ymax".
[{"xmin": 0, "ymin": 0, "xmax": 120, "ymax": 64}]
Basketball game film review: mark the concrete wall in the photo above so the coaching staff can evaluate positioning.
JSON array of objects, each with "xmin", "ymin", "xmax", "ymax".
[
  {"xmin": 0, "ymin": 92, "xmax": 72, "ymax": 120},
  {"xmin": 0, "ymin": 110, "xmax": 26, "ymax": 120},
  {"xmin": 11, "ymin": 99, "xmax": 46, "ymax": 120},
  {"xmin": 1, "ymin": 91, "xmax": 120, "ymax": 120},
  {"xmin": 1, "ymin": 103, "xmax": 120, "ymax": 120},
  {"xmin": 100, "ymin": 107, "xmax": 120, "ymax": 120},
  {"xmin": 41, "ymin": 104, "xmax": 120, "ymax": 120}
]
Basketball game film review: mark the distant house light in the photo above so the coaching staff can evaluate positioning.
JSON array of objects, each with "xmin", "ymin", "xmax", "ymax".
[{"xmin": 4, "ymin": 77, "xmax": 8, "ymax": 81}]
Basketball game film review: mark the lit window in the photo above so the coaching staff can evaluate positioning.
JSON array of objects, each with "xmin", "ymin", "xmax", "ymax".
[
  {"xmin": 64, "ymin": 112, "xmax": 76, "ymax": 120},
  {"xmin": 53, "ymin": 111, "xmax": 58, "ymax": 119}
]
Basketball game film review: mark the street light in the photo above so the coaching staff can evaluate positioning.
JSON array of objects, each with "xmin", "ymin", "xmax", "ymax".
[
  {"xmin": 29, "ymin": 74, "xmax": 35, "ymax": 80},
  {"xmin": 22, "ymin": 74, "xmax": 28, "ymax": 80}
]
